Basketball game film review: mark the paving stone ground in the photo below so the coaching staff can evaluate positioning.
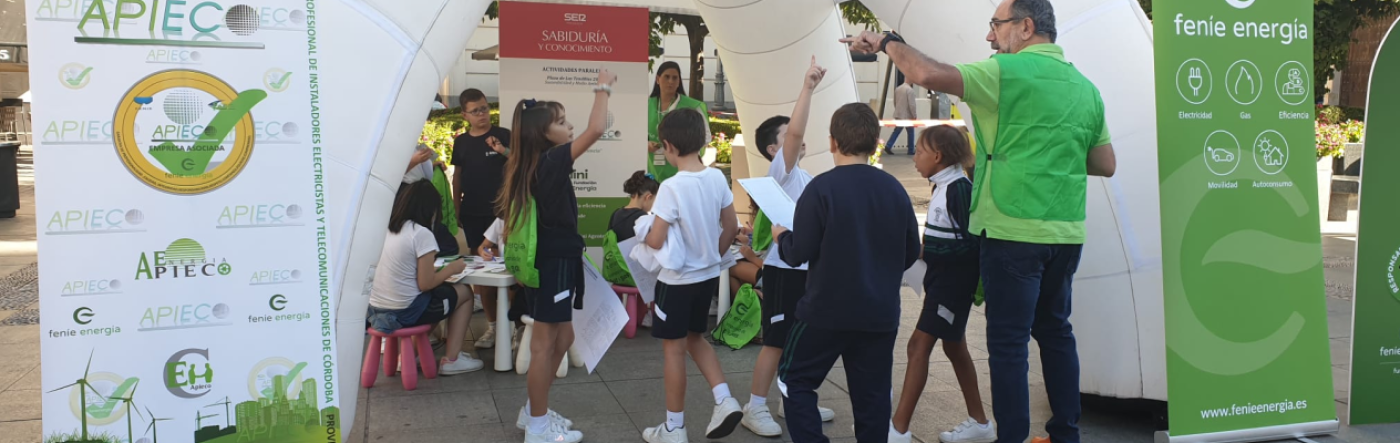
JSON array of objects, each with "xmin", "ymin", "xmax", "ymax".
[{"xmin": 1, "ymin": 147, "xmax": 1396, "ymax": 442}]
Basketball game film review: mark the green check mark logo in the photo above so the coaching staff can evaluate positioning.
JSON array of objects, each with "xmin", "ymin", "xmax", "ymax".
[
  {"xmin": 258, "ymin": 361, "xmax": 307, "ymax": 398},
  {"xmin": 85, "ymin": 377, "xmax": 138, "ymax": 419},
  {"xmin": 149, "ymin": 89, "xmax": 267, "ymax": 176},
  {"xmin": 65, "ymin": 67, "xmax": 93, "ymax": 87},
  {"xmin": 267, "ymin": 71, "xmax": 293, "ymax": 92}
]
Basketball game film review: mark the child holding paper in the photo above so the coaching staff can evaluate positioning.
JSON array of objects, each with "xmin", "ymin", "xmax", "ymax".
[
  {"xmin": 641, "ymin": 108, "xmax": 743, "ymax": 443},
  {"xmin": 889, "ymin": 125, "xmax": 994, "ymax": 443},
  {"xmin": 771, "ymin": 103, "xmax": 920, "ymax": 443},
  {"xmin": 741, "ymin": 58, "xmax": 838, "ymax": 438},
  {"xmin": 495, "ymin": 69, "xmax": 616, "ymax": 443}
]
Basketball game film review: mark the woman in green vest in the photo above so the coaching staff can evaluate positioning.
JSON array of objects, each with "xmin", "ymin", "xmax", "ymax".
[{"xmin": 647, "ymin": 61, "xmax": 710, "ymax": 182}]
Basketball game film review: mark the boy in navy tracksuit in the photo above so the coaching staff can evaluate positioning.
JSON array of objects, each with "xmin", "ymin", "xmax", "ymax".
[{"xmin": 772, "ymin": 103, "xmax": 921, "ymax": 443}]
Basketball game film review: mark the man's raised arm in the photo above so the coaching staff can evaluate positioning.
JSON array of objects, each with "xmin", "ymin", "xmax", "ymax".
[{"xmin": 842, "ymin": 31, "xmax": 966, "ymax": 98}]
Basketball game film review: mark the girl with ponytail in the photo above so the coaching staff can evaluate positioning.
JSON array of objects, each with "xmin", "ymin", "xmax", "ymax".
[{"xmin": 496, "ymin": 69, "xmax": 617, "ymax": 443}]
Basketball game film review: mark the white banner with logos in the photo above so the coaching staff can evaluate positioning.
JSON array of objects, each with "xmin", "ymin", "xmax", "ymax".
[{"xmin": 28, "ymin": 1, "xmax": 341, "ymax": 442}]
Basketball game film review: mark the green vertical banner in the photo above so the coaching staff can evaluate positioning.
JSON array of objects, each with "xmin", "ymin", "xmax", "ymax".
[
  {"xmin": 1349, "ymin": 20, "xmax": 1400, "ymax": 426},
  {"xmin": 1154, "ymin": 0, "xmax": 1339, "ymax": 440}
]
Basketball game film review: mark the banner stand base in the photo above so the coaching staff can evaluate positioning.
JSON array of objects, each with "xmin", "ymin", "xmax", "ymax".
[{"xmin": 1154, "ymin": 420, "xmax": 1339, "ymax": 443}]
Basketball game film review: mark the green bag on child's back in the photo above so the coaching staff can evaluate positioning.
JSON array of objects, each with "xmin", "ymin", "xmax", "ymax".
[
  {"xmin": 503, "ymin": 200, "xmax": 540, "ymax": 288},
  {"xmin": 712, "ymin": 284, "xmax": 762, "ymax": 350},
  {"xmin": 602, "ymin": 230, "xmax": 636, "ymax": 286}
]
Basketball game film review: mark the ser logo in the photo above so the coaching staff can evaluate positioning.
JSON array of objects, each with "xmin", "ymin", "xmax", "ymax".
[{"xmin": 564, "ymin": 13, "xmax": 586, "ymax": 23}]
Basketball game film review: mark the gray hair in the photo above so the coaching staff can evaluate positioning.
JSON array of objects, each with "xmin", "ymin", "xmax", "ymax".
[{"xmin": 1011, "ymin": 0, "xmax": 1057, "ymax": 42}]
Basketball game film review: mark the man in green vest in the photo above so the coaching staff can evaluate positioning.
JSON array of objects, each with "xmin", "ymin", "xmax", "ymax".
[{"xmin": 847, "ymin": 1, "xmax": 1116, "ymax": 442}]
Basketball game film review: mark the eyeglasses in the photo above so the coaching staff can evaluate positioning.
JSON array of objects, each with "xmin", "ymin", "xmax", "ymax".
[
  {"xmin": 989, "ymin": 17, "xmax": 1024, "ymax": 32},
  {"xmin": 464, "ymin": 107, "xmax": 491, "ymax": 116}
]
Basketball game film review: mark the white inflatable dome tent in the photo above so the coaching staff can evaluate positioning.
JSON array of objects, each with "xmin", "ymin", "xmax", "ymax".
[{"xmin": 320, "ymin": 0, "xmax": 1164, "ymax": 432}]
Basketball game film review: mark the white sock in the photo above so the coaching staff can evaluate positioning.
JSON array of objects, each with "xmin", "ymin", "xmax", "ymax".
[
  {"xmin": 748, "ymin": 394, "xmax": 766, "ymax": 409},
  {"xmin": 524, "ymin": 400, "xmax": 531, "ymax": 413},
  {"xmin": 666, "ymin": 410, "xmax": 684, "ymax": 431},
  {"xmin": 976, "ymin": 419, "xmax": 990, "ymax": 428},
  {"xmin": 527, "ymin": 414, "xmax": 549, "ymax": 434},
  {"xmin": 712, "ymin": 383, "xmax": 732, "ymax": 404},
  {"xmin": 890, "ymin": 421, "xmax": 909, "ymax": 436}
]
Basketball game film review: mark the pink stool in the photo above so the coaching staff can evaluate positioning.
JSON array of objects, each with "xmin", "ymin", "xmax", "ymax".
[
  {"xmin": 361, "ymin": 325, "xmax": 437, "ymax": 391},
  {"xmin": 612, "ymin": 285, "xmax": 646, "ymax": 339}
]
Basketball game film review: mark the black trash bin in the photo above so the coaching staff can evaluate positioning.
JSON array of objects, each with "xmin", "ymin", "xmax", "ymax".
[{"xmin": 0, "ymin": 142, "xmax": 19, "ymax": 218}]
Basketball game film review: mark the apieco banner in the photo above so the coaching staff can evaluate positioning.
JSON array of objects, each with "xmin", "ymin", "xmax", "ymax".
[
  {"xmin": 28, "ymin": 1, "xmax": 341, "ymax": 442},
  {"xmin": 1348, "ymin": 19, "xmax": 1400, "ymax": 426},
  {"xmin": 497, "ymin": 1, "xmax": 649, "ymax": 257},
  {"xmin": 1153, "ymin": 0, "xmax": 1338, "ymax": 440}
]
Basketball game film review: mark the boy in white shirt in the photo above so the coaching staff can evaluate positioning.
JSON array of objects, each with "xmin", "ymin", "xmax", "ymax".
[
  {"xmin": 642, "ymin": 108, "xmax": 742, "ymax": 443},
  {"xmin": 741, "ymin": 59, "xmax": 837, "ymax": 437}
]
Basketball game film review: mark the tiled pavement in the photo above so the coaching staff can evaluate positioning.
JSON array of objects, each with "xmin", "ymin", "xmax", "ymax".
[{"xmin": 3, "ymin": 149, "xmax": 1398, "ymax": 442}]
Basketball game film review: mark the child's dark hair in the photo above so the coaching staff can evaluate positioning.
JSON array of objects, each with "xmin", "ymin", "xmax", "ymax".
[
  {"xmin": 919, "ymin": 125, "xmax": 974, "ymax": 172},
  {"xmin": 623, "ymin": 171, "xmax": 660, "ymax": 197},
  {"xmin": 496, "ymin": 99, "xmax": 565, "ymax": 234},
  {"xmin": 657, "ymin": 108, "xmax": 707, "ymax": 156},
  {"xmin": 754, "ymin": 115, "xmax": 790, "ymax": 161},
  {"xmin": 459, "ymin": 88, "xmax": 487, "ymax": 107},
  {"xmin": 829, "ymin": 103, "xmax": 880, "ymax": 157},
  {"xmin": 390, "ymin": 181, "xmax": 441, "ymax": 233}
]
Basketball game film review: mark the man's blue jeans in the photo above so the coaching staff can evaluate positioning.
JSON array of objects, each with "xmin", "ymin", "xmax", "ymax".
[
  {"xmin": 886, "ymin": 127, "xmax": 915, "ymax": 154},
  {"xmin": 980, "ymin": 238, "xmax": 1083, "ymax": 443}
]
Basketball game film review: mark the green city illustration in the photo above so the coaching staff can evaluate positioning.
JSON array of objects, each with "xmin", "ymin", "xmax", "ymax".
[{"xmin": 46, "ymin": 353, "xmax": 339, "ymax": 443}]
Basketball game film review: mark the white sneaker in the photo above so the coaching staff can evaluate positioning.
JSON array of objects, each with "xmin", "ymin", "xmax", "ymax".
[
  {"xmin": 776, "ymin": 397, "xmax": 835, "ymax": 422},
  {"xmin": 515, "ymin": 406, "xmax": 574, "ymax": 430},
  {"xmin": 642, "ymin": 423, "xmax": 688, "ymax": 443},
  {"xmin": 439, "ymin": 352, "xmax": 484, "ymax": 375},
  {"xmin": 474, "ymin": 295, "xmax": 485, "ymax": 312},
  {"xmin": 740, "ymin": 403, "xmax": 781, "ymax": 437},
  {"xmin": 706, "ymin": 397, "xmax": 744, "ymax": 439},
  {"xmin": 476, "ymin": 324, "xmax": 497, "ymax": 349},
  {"xmin": 889, "ymin": 427, "xmax": 913, "ymax": 443},
  {"xmin": 512, "ymin": 325, "xmax": 524, "ymax": 350},
  {"xmin": 939, "ymin": 418, "xmax": 996, "ymax": 443},
  {"xmin": 524, "ymin": 420, "xmax": 583, "ymax": 443}
]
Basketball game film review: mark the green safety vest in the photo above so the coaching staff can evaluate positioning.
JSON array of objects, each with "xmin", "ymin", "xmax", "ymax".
[
  {"xmin": 970, "ymin": 52, "xmax": 1105, "ymax": 222},
  {"xmin": 647, "ymin": 95, "xmax": 709, "ymax": 183}
]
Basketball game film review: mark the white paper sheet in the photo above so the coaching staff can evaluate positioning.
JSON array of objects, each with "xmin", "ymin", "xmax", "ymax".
[
  {"xmin": 738, "ymin": 177, "xmax": 797, "ymax": 228},
  {"xmin": 618, "ymin": 236, "xmax": 659, "ymax": 304},
  {"xmin": 572, "ymin": 260, "xmax": 630, "ymax": 373},
  {"xmin": 903, "ymin": 260, "xmax": 927, "ymax": 297}
]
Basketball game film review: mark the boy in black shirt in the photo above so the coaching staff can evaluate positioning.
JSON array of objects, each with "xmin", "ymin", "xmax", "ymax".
[
  {"xmin": 772, "ymin": 103, "xmax": 920, "ymax": 443},
  {"xmin": 452, "ymin": 88, "xmax": 512, "ymax": 348}
]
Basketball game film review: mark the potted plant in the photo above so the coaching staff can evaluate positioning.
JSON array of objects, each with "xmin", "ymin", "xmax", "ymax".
[{"xmin": 1315, "ymin": 121, "xmax": 1347, "ymax": 224}]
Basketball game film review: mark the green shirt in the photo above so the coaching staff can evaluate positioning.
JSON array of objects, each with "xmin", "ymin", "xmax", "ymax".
[
  {"xmin": 957, "ymin": 44, "xmax": 1111, "ymax": 244},
  {"xmin": 647, "ymin": 95, "xmax": 709, "ymax": 182}
]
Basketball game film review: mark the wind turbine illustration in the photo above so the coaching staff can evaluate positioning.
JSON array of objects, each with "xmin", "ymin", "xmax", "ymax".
[
  {"xmin": 143, "ymin": 406, "xmax": 172, "ymax": 443},
  {"xmin": 109, "ymin": 381, "xmax": 144, "ymax": 443},
  {"xmin": 47, "ymin": 350, "xmax": 105, "ymax": 441},
  {"xmin": 196, "ymin": 411, "xmax": 220, "ymax": 429},
  {"xmin": 206, "ymin": 397, "xmax": 232, "ymax": 428}
]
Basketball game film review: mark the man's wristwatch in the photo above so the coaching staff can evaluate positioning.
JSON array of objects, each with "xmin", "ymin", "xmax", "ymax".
[{"xmin": 879, "ymin": 31, "xmax": 905, "ymax": 53}]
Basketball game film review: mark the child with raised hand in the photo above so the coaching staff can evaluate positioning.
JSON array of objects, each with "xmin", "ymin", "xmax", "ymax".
[
  {"xmin": 603, "ymin": 171, "xmax": 660, "ymax": 286},
  {"xmin": 889, "ymin": 125, "xmax": 994, "ymax": 443},
  {"xmin": 771, "ymin": 103, "xmax": 920, "ymax": 443},
  {"xmin": 641, "ymin": 108, "xmax": 742, "ymax": 443},
  {"xmin": 495, "ymin": 69, "xmax": 616, "ymax": 443},
  {"xmin": 741, "ymin": 57, "xmax": 839, "ymax": 438}
]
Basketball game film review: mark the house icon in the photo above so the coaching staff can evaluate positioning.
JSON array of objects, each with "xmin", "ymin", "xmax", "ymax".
[{"xmin": 1258, "ymin": 138, "xmax": 1285, "ymax": 166}]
